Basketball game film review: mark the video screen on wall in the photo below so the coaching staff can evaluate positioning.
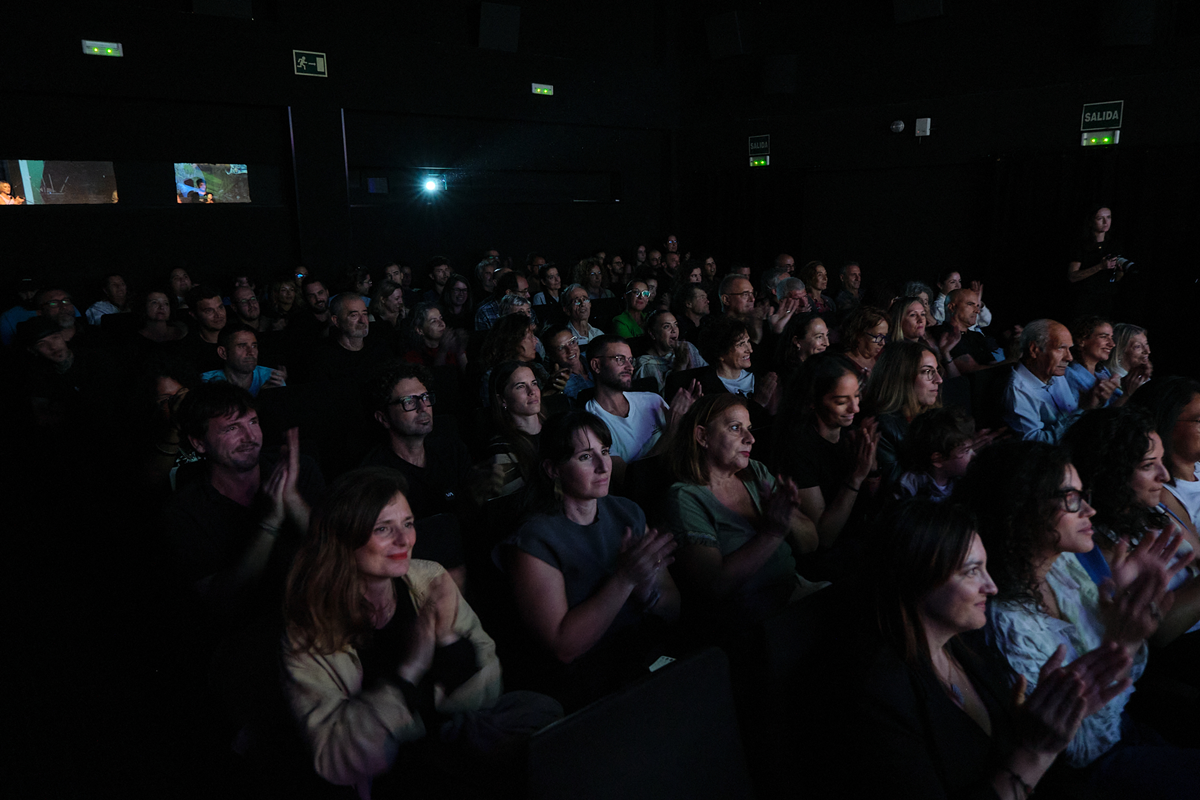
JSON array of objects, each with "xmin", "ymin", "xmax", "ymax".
[
  {"xmin": 1, "ymin": 160, "xmax": 118, "ymax": 204},
  {"xmin": 174, "ymin": 163, "xmax": 251, "ymax": 203}
]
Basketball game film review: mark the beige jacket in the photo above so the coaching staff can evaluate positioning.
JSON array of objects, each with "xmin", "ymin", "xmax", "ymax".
[{"xmin": 283, "ymin": 560, "xmax": 503, "ymax": 799}]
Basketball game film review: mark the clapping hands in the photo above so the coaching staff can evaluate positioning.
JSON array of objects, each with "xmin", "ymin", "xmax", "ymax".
[{"xmin": 1014, "ymin": 643, "xmax": 1132, "ymax": 756}]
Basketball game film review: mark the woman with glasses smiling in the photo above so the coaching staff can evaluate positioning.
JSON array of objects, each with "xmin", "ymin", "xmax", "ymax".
[
  {"xmin": 611, "ymin": 280, "xmax": 651, "ymax": 339},
  {"xmin": 959, "ymin": 441, "xmax": 1198, "ymax": 795}
]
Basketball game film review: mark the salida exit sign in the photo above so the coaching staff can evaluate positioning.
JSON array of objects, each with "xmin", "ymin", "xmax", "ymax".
[{"xmin": 1081, "ymin": 101, "xmax": 1123, "ymax": 131}]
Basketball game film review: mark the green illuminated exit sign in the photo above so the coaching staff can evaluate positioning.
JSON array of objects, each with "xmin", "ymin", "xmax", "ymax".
[
  {"xmin": 749, "ymin": 135, "xmax": 770, "ymax": 167},
  {"xmin": 1081, "ymin": 101, "xmax": 1122, "ymax": 131},
  {"xmin": 294, "ymin": 50, "xmax": 328, "ymax": 77}
]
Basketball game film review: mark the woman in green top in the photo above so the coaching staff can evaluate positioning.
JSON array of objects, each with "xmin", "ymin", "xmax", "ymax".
[
  {"xmin": 611, "ymin": 280, "xmax": 651, "ymax": 339},
  {"xmin": 666, "ymin": 393, "xmax": 824, "ymax": 622}
]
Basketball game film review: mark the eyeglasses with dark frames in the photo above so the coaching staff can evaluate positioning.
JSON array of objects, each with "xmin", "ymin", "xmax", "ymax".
[
  {"xmin": 388, "ymin": 391, "xmax": 436, "ymax": 412},
  {"xmin": 1054, "ymin": 488, "xmax": 1092, "ymax": 513}
]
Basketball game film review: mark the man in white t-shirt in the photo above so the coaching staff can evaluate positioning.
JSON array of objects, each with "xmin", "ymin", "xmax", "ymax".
[{"xmin": 585, "ymin": 335, "xmax": 700, "ymax": 463}]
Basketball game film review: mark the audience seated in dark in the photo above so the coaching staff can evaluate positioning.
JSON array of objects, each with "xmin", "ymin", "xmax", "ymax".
[
  {"xmin": 499, "ymin": 411, "xmax": 680, "ymax": 710},
  {"xmin": 175, "ymin": 284, "xmax": 228, "ymax": 373},
  {"xmin": 861, "ymin": 339, "xmax": 944, "ymax": 487},
  {"xmin": 402, "ymin": 302, "xmax": 467, "ymax": 372},
  {"xmin": 834, "ymin": 305, "xmax": 889, "ymax": 382},
  {"xmin": 541, "ymin": 323, "xmax": 594, "ymax": 402},
  {"xmin": 927, "ymin": 287, "xmax": 1002, "ymax": 377},
  {"xmin": 1131, "ymin": 376, "xmax": 1200, "ymax": 535},
  {"xmin": 16, "ymin": 315, "xmax": 119, "ymax": 430},
  {"xmin": 201, "ymin": 323, "xmax": 287, "ymax": 397},
  {"xmin": 423, "ymin": 256, "xmax": 453, "ymax": 304},
  {"xmin": 633, "ymin": 310, "xmax": 707, "ymax": 395},
  {"xmin": 1062, "ymin": 405, "xmax": 1200, "ymax": 647},
  {"xmin": 611, "ymin": 278, "xmax": 650, "ymax": 339},
  {"xmin": 771, "ymin": 312, "xmax": 828, "ymax": 382},
  {"xmin": 671, "ymin": 282, "xmax": 710, "ymax": 346},
  {"xmin": 1004, "ymin": 319, "xmax": 1109, "ymax": 443},
  {"xmin": 478, "ymin": 361, "xmax": 545, "ymax": 502},
  {"xmin": 439, "ymin": 272, "xmax": 475, "ymax": 331},
  {"xmin": 689, "ymin": 315, "xmax": 779, "ymax": 419},
  {"xmin": 956, "ymin": 441, "xmax": 1198, "ymax": 796},
  {"xmin": 166, "ymin": 383, "xmax": 322, "ymax": 626},
  {"xmin": 282, "ymin": 467, "xmax": 559, "ymax": 798},
  {"xmin": 816, "ymin": 499, "xmax": 1133, "ymax": 798},
  {"xmin": 358, "ymin": 362, "xmax": 472, "ymax": 579},
  {"xmin": 309, "ymin": 292, "xmax": 388, "ymax": 385},
  {"xmin": 773, "ymin": 355, "xmax": 879, "ymax": 558},
  {"xmin": 585, "ymin": 334, "xmax": 700, "ymax": 467},
  {"xmin": 893, "ymin": 406, "xmax": 977, "ymax": 503},
  {"xmin": 666, "ymin": 394, "xmax": 825, "ymax": 626}
]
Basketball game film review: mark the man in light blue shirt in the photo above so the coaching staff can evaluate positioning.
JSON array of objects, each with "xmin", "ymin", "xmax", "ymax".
[
  {"xmin": 1003, "ymin": 319, "xmax": 1112, "ymax": 442},
  {"xmin": 201, "ymin": 324, "xmax": 286, "ymax": 397}
]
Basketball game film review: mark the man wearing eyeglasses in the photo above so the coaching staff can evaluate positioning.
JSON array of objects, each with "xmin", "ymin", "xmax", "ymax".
[
  {"xmin": 363, "ymin": 362, "xmax": 473, "ymax": 521},
  {"xmin": 35, "ymin": 287, "xmax": 96, "ymax": 350},
  {"xmin": 360, "ymin": 362, "xmax": 471, "ymax": 584},
  {"xmin": 585, "ymin": 335, "xmax": 701, "ymax": 465},
  {"xmin": 474, "ymin": 272, "xmax": 530, "ymax": 331},
  {"xmin": 718, "ymin": 274, "xmax": 770, "ymax": 347}
]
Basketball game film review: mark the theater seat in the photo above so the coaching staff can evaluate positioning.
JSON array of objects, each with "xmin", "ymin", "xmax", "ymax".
[{"xmin": 525, "ymin": 647, "xmax": 753, "ymax": 800}]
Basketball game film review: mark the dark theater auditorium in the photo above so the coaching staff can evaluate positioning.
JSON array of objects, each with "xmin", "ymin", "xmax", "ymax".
[{"xmin": 5, "ymin": 1, "xmax": 1199, "ymax": 798}]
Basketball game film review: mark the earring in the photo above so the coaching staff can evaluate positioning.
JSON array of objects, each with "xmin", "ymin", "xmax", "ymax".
[{"xmin": 553, "ymin": 476, "xmax": 564, "ymax": 504}]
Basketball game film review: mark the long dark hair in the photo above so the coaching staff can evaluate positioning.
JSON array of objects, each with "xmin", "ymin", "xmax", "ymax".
[
  {"xmin": 285, "ymin": 468, "xmax": 411, "ymax": 655},
  {"xmin": 489, "ymin": 360, "xmax": 545, "ymax": 484},
  {"xmin": 870, "ymin": 500, "xmax": 977, "ymax": 669},
  {"xmin": 1063, "ymin": 406, "xmax": 1168, "ymax": 540},
  {"xmin": 954, "ymin": 441, "xmax": 1072, "ymax": 610}
]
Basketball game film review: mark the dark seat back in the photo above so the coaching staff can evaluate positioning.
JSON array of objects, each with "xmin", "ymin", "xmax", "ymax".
[{"xmin": 525, "ymin": 647, "xmax": 754, "ymax": 800}]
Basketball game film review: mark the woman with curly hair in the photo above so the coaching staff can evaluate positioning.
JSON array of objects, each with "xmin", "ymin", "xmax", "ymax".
[
  {"xmin": 837, "ymin": 305, "xmax": 890, "ymax": 381},
  {"xmin": 1131, "ymin": 376, "xmax": 1200, "ymax": 535},
  {"xmin": 1063, "ymin": 406, "xmax": 1200, "ymax": 645},
  {"xmin": 574, "ymin": 258, "xmax": 613, "ymax": 301},
  {"xmin": 828, "ymin": 499, "xmax": 1133, "ymax": 798},
  {"xmin": 956, "ymin": 441, "xmax": 1196, "ymax": 794}
]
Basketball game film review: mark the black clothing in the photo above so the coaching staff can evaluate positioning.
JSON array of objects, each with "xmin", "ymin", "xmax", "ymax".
[
  {"xmin": 309, "ymin": 338, "xmax": 388, "ymax": 386},
  {"xmin": 358, "ymin": 427, "xmax": 473, "ymax": 521},
  {"xmin": 174, "ymin": 333, "xmax": 224, "ymax": 374},
  {"xmin": 927, "ymin": 325, "xmax": 996, "ymax": 367}
]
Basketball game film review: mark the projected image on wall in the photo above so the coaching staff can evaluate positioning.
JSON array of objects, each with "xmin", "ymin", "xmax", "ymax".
[
  {"xmin": 174, "ymin": 163, "xmax": 251, "ymax": 204},
  {"xmin": 1, "ymin": 160, "xmax": 118, "ymax": 205}
]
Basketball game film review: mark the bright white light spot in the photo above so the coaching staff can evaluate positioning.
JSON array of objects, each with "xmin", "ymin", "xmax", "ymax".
[{"xmin": 424, "ymin": 179, "xmax": 439, "ymax": 192}]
